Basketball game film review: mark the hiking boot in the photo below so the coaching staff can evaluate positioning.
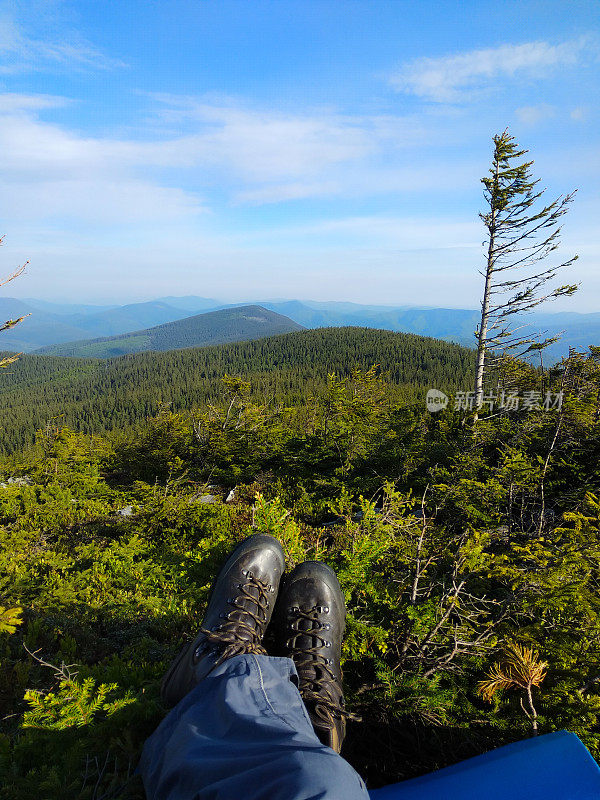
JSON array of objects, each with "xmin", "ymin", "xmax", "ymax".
[
  {"xmin": 161, "ymin": 533, "xmax": 285, "ymax": 707},
  {"xmin": 275, "ymin": 560, "xmax": 356, "ymax": 753}
]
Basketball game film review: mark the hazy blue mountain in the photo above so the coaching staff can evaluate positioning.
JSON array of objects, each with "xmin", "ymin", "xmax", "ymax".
[
  {"xmin": 23, "ymin": 299, "xmax": 119, "ymax": 315},
  {"xmin": 63, "ymin": 301, "xmax": 194, "ymax": 337},
  {"xmin": 303, "ymin": 300, "xmax": 414, "ymax": 313},
  {"xmin": 260, "ymin": 301, "xmax": 479, "ymax": 339},
  {"xmin": 518, "ymin": 312, "xmax": 600, "ymax": 364},
  {"xmin": 0, "ymin": 298, "xmax": 221, "ymax": 351},
  {"xmin": 155, "ymin": 295, "xmax": 221, "ymax": 314},
  {"xmin": 34, "ymin": 305, "xmax": 304, "ymax": 358},
  {"xmin": 0, "ymin": 298, "xmax": 92, "ymax": 352},
  {"xmin": 0, "ymin": 298, "xmax": 37, "ymax": 320}
]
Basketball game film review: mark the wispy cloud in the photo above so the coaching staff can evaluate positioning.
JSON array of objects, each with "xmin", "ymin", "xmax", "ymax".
[
  {"xmin": 0, "ymin": 95, "xmax": 205, "ymax": 227},
  {"xmin": 0, "ymin": 89, "xmax": 484, "ymax": 234},
  {"xmin": 150, "ymin": 95, "xmax": 378, "ymax": 181},
  {"xmin": 0, "ymin": 17, "xmax": 126, "ymax": 74},
  {"xmin": 570, "ymin": 106, "xmax": 590, "ymax": 122},
  {"xmin": 147, "ymin": 94, "xmax": 464, "ymax": 203},
  {"xmin": 0, "ymin": 92, "xmax": 69, "ymax": 111},
  {"xmin": 515, "ymin": 103, "xmax": 556, "ymax": 126},
  {"xmin": 391, "ymin": 39, "xmax": 590, "ymax": 102}
]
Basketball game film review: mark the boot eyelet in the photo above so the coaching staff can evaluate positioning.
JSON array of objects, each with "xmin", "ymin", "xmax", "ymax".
[
  {"xmin": 323, "ymin": 606, "xmax": 329, "ymax": 613},
  {"xmin": 325, "ymin": 641, "xmax": 331, "ymax": 647}
]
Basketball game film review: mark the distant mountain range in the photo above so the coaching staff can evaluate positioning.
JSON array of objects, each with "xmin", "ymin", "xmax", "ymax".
[
  {"xmin": 35, "ymin": 305, "xmax": 304, "ymax": 358},
  {"xmin": 0, "ymin": 296, "xmax": 220, "ymax": 352},
  {"xmin": 0, "ymin": 295, "xmax": 598, "ymax": 363}
]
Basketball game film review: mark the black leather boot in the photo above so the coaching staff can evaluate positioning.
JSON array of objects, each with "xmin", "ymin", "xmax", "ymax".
[
  {"xmin": 161, "ymin": 533, "xmax": 285, "ymax": 707},
  {"xmin": 275, "ymin": 560, "xmax": 356, "ymax": 753}
]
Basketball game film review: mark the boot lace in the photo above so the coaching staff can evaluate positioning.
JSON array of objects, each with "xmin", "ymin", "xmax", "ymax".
[
  {"xmin": 286, "ymin": 606, "xmax": 360, "ymax": 727},
  {"xmin": 199, "ymin": 570, "xmax": 272, "ymax": 666}
]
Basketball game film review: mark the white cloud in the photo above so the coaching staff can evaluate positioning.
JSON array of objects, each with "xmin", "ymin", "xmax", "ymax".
[
  {"xmin": 391, "ymin": 39, "xmax": 589, "ymax": 102},
  {"xmin": 0, "ymin": 17, "xmax": 126, "ymax": 73},
  {"xmin": 0, "ymin": 96, "xmax": 206, "ymax": 226},
  {"xmin": 0, "ymin": 94, "xmax": 377, "ymax": 222},
  {"xmin": 4, "ymin": 178, "xmax": 203, "ymax": 225},
  {"xmin": 0, "ymin": 92, "xmax": 69, "ymax": 111},
  {"xmin": 0, "ymin": 90, "xmax": 486, "ymax": 233},
  {"xmin": 144, "ymin": 94, "xmax": 478, "ymax": 203},
  {"xmin": 515, "ymin": 104, "xmax": 556, "ymax": 126},
  {"xmin": 233, "ymin": 158, "xmax": 481, "ymax": 206},
  {"xmin": 570, "ymin": 106, "xmax": 590, "ymax": 122},
  {"xmin": 0, "ymin": 91, "xmax": 591, "ymax": 308},
  {"xmin": 149, "ymin": 96, "xmax": 378, "ymax": 181}
]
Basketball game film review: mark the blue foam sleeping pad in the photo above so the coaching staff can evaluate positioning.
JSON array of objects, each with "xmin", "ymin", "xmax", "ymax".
[{"xmin": 368, "ymin": 730, "xmax": 600, "ymax": 800}]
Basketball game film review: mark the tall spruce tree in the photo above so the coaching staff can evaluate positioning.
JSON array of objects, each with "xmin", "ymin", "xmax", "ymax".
[{"xmin": 474, "ymin": 131, "xmax": 578, "ymax": 414}]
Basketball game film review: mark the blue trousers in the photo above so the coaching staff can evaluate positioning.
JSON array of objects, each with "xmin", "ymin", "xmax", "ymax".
[{"xmin": 140, "ymin": 654, "xmax": 370, "ymax": 800}]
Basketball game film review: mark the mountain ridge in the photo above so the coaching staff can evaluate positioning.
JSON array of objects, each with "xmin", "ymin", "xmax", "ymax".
[
  {"xmin": 34, "ymin": 304, "xmax": 304, "ymax": 358},
  {"xmin": 2, "ymin": 295, "xmax": 599, "ymax": 363}
]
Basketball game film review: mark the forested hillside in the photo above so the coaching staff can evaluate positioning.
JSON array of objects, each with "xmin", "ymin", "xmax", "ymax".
[
  {"xmin": 0, "ymin": 327, "xmax": 474, "ymax": 452},
  {"xmin": 3, "ymin": 345, "xmax": 600, "ymax": 800},
  {"xmin": 34, "ymin": 305, "xmax": 303, "ymax": 358}
]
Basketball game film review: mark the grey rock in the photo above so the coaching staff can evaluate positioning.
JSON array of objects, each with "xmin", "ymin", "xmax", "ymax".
[
  {"xmin": 0, "ymin": 475, "xmax": 33, "ymax": 488},
  {"xmin": 198, "ymin": 494, "xmax": 218, "ymax": 504},
  {"xmin": 116, "ymin": 505, "xmax": 134, "ymax": 516}
]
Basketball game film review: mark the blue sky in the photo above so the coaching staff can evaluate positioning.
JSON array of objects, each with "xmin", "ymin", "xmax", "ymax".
[{"xmin": 0, "ymin": 0, "xmax": 598, "ymax": 309}]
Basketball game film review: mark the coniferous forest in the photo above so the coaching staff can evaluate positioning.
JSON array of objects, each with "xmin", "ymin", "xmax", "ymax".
[
  {"xmin": 0, "ymin": 327, "xmax": 474, "ymax": 452},
  {"xmin": 3, "ymin": 324, "xmax": 600, "ymax": 797}
]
